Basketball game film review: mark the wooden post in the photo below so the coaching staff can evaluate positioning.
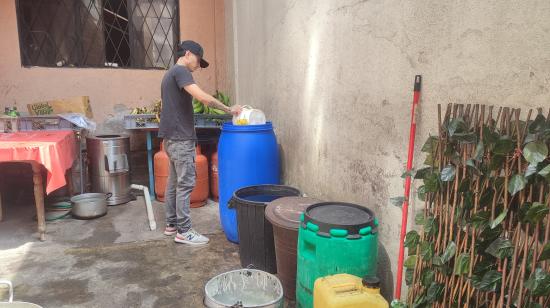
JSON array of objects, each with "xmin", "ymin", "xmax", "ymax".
[{"xmin": 31, "ymin": 161, "xmax": 45, "ymax": 241}]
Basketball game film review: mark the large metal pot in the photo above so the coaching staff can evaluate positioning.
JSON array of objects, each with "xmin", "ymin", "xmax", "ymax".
[
  {"xmin": 0, "ymin": 280, "xmax": 43, "ymax": 308},
  {"xmin": 204, "ymin": 269, "xmax": 284, "ymax": 308},
  {"xmin": 70, "ymin": 193, "xmax": 109, "ymax": 219}
]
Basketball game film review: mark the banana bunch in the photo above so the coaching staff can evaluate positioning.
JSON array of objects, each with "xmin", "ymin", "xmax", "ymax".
[
  {"xmin": 193, "ymin": 90, "xmax": 231, "ymax": 115},
  {"xmin": 130, "ymin": 107, "xmax": 151, "ymax": 114},
  {"xmin": 152, "ymin": 99, "xmax": 161, "ymax": 122},
  {"xmin": 130, "ymin": 99, "xmax": 162, "ymax": 123}
]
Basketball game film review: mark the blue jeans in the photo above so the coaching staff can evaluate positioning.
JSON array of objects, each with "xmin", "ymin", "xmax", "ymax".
[{"xmin": 164, "ymin": 139, "xmax": 196, "ymax": 233}]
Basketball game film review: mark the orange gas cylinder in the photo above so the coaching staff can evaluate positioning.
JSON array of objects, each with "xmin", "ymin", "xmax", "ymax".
[
  {"xmin": 154, "ymin": 142, "xmax": 169, "ymax": 202},
  {"xmin": 210, "ymin": 151, "xmax": 219, "ymax": 201},
  {"xmin": 190, "ymin": 145, "xmax": 209, "ymax": 208}
]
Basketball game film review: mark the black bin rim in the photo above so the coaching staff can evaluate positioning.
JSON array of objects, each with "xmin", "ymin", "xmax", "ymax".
[
  {"xmin": 303, "ymin": 202, "xmax": 376, "ymax": 236},
  {"xmin": 230, "ymin": 184, "xmax": 301, "ymax": 208}
]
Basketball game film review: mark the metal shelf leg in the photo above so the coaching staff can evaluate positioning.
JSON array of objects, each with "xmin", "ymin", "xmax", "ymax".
[{"xmin": 146, "ymin": 131, "xmax": 156, "ymax": 198}]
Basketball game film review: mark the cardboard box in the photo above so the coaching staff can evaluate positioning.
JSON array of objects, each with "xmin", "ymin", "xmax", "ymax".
[{"xmin": 27, "ymin": 96, "xmax": 94, "ymax": 119}]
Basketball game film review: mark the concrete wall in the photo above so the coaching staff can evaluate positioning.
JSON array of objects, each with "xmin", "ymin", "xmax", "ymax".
[
  {"xmin": 227, "ymin": 0, "xmax": 550, "ymax": 296},
  {"xmin": 0, "ymin": 0, "xmax": 227, "ymax": 134}
]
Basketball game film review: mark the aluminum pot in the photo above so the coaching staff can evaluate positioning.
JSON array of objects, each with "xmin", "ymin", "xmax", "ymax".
[
  {"xmin": 70, "ymin": 193, "xmax": 110, "ymax": 219},
  {"xmin": 0, "ymin": 280, "xmax": 43, "ymax": 308}
]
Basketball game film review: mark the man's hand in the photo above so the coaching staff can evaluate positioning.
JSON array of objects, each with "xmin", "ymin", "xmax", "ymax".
[
  {"xmin": 184, "ymin": 84, "xmax": 242, "ymax": 115},
  {"xmin": 229, "ymin": 105, "xmax": 243, "ymax": 116}
]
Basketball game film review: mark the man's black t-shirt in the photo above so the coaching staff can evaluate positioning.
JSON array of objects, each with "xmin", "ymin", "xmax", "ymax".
[{"xmin": 159, "ymin": 65, "xmax": 196, "ymax": 140}]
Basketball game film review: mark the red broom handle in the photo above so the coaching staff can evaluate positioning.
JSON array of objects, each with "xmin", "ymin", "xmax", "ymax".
[{"xmin": 395, "ymin": 75, "xmax": 422, "ymax": 300}]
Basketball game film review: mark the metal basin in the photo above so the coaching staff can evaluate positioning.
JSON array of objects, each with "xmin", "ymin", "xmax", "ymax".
[
  {"xmin": 0, "ymin": 303, "xmax": 42, "ymax": 308},
  {"xmin": 70, "ymin": 193, "xmax": 109, "ymax": 219},
  {"xmin": 0, "ymin": 280, "xmax": 42, "ymax": 308},
  {"xmin": 204, "ymin": 269, "xmax": 283, "ymax": 308}
]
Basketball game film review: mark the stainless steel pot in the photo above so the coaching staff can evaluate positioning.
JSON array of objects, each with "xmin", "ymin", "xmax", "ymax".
[
  {"xmin": 70, "ymin": 193, "xmax": 110, "ymax": 219},
  {"xmin": 86, "ymin": 135, "xmax": 132, "ymax": 205},
  {"xmin": 0, "ymin": 280, "xmax": 43, "ymax": 308}
]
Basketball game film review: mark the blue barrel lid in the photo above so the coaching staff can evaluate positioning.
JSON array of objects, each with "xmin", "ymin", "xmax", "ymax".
[{"xmin": 222, "ymin": 122, "xmax": 274, "ymax": 132}]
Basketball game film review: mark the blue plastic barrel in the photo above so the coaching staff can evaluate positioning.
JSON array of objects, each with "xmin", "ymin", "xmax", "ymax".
[{"xmin": 218, "ymin": 122, "xmax": 280, "ymax": 243}]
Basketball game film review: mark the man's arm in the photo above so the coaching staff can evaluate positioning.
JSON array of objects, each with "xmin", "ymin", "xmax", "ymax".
[{"xmin": 184, "ymin": 84, "xmax": 240, "ymax": 115}]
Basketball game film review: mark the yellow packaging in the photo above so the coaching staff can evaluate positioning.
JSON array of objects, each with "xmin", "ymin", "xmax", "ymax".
[
  {"xmin": 27, "ymin": 96, "xmax": 93, "ymax": 118},
  {"xmin": 314, "ymin": 274, "xmax": 389, "ymax": 308}
]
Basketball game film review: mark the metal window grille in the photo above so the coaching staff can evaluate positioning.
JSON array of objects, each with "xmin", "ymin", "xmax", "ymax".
[{"xmin": 16, "ymin": 0, "xmax": 179, "ymax": 69}]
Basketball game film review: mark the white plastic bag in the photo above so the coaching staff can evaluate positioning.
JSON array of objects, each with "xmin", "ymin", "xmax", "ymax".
[{"xmin": 58, "ymin": 113, "xmax": 97, "ymax": 132}]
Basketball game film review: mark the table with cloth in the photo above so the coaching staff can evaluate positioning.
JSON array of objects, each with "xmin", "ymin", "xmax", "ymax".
[{"xmin": 0, "ymin": 130, "xmax": 76, "ymax": 240}]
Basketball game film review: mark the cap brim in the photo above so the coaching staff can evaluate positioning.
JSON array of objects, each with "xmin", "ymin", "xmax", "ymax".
[{"xmin": 200, "ymin": 59, "xmax": 209, "ymax": 68}]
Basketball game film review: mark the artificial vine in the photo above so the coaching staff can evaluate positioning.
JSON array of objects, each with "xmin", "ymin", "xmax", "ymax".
[{"xmin": 394, "ymin": 104, "xmax": 550, "ymax": 307}]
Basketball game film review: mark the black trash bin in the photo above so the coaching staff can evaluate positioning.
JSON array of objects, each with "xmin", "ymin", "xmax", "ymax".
[{"xmin": 229, "ymin": 184, "xmax": 301, "ymax": 273}]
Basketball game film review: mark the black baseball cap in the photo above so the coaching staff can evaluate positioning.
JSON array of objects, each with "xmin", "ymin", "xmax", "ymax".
[{"xmin": 177, "ymin": 40, "xmax": 209, "ymax": 68}]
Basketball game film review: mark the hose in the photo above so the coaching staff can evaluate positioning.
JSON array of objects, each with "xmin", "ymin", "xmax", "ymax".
[{"xmin": 45, "ymin": 201, "xmax": 72, "ymax": 221}]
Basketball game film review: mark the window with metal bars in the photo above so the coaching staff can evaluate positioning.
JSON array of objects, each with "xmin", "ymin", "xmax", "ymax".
[{"xmin": 16, "ymin": 0, "xmax": 179, "ymax": 69}]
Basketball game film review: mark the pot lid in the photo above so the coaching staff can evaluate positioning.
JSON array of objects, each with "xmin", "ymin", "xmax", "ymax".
[{"xmin": 265, "ymin": 196, "xmax": 322, "ymax": 230}]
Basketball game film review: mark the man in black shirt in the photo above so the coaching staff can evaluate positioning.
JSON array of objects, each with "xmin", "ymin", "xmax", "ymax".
[{"xmin": 159, "ymin": 40, "xmax": 241, "ymax": 245}]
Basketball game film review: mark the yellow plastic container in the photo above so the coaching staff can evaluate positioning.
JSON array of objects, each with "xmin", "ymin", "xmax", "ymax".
[{"xmin": 313, "ymin": 274, "xmax": 389, "ymax": 308}]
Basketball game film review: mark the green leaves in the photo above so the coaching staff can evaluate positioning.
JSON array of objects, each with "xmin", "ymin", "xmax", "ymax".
[
  {"xmin": 420, "ymin": 241, "xmax": 435, "ymax": 260},
  {"xmin": 524, "ymin": 202, "xmax": 550, "ymax": 224},
  {"xmin": 525, "ymin": 268, "xmax": 550, "ymax": 297},
  {"xmin": 539, "ymin": 243, "xmax": 550, "ymax": 262},
  {"xmin": 483, "ymin": 125, "xmax": 499, "ymax": 145},
  {"xmin": 474, "ymin": 141, "xmax": 485, "ymax": 161},
  {"xmin": 423, "ymin": 217, "xmax": 437, "ymax": 237},
  {"xmin": 424, "ymin": 172, "xmax": 440, "ymax": 193},
  {"xmin": 414, "ymin": 167, "xmax": 432, "ymax": 179},
  {"xmin": 415, "ymin": 212, "xmax": 426, "ymax": 225},
  {"xmin": 453, "ymin": 254, "xmax": 470, "ymax": 276},
  {"xmin": 493, "ymin": 137, "xmax": 515, "ymax": 155},
  {"xmin": 446, "ymin": 118, "xmax": 476, "ymax": 143},
  {"xmin": 523, "ymin": 141, "xmax": 548, "ymax": 164},
  {"xmin": 528, "ymin": 114, "xmax": 547, "ymax": 134},
  {"xmin": 539, "ymin": 164, "xmax": 550, "ymax": 180},
  {"xmin": 417, "ymin": 185, "xmax": 427, "ymax": 201},
  {"xmin": 485, "ymin": 237, "xmax": 514, "ymax": 259},
  {"xmin": 405, "ymin": 230, "xmax": 420, "ymax": 249},
  {"xmin": 390, "ymin": 196, "xmax": 406, "ymax": 207},
  {"xmin": 471, "ymin": 270, "xmax": 502, "ymax": 292},
  {"xmin": 470, "ymin": 211, "xmax": 490, "ymax": 229},
  {"xmin": 405, "ymin": 268, "xmax": 414, "ymax": 286},
  {"xmin": 390, "ymin": 300, "xmax": 408, "ymax": 308},
  {"xmin": 465, "ymin": 159, "xmax": 482, "ymax": 176},
  {"xmin": 447, "ymin": 118, "xmax": 467, "ymax": 136},
  {"xmin": 421, "ymin": 270, "xmax": 435, "ymax": 287},
  {"xmin": 404, "ymin": 255, "xmax": 417, "ymax": 269},
  {"xmin": 421, "ymin": 136, "xmax": 438, "ymax": 153},
  {"xmin": 441, "ymin": 241, "xmax": 457, "ymax": 264},
  {"xmin": 508, "ymin": 174, "xmax": 527, "ymax": 196},
  {"xmin": 525, "ymin": 163, "xmax": 539, "ymax": 177},
  {"xmin": 426, "ymin": 282, "xmax": 444, "ymax": 303},
  {"xmin": 408, "ymin": 111, "xmax": 549, "ymax": 305},
  {"xmin": 440, "ymin": 165, "xmax": 456, "ymax": 182},
  {"xmin": 490, "ymin": 209, "xmax": 508, "ymax": 229}
]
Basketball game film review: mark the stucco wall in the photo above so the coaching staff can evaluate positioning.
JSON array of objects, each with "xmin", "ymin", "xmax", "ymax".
[
  {"xmin": 0, "ymin": 0, "xmax": 227, "ymax": 134},
  {"xmin": 227, "ymin": 0, "xmax": 550, "ymax": 297}
]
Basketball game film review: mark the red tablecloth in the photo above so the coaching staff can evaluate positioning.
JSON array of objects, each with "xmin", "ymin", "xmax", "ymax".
[{"xmin": 0, "ymin": 130, "xmax": 76, "ymax": 194}]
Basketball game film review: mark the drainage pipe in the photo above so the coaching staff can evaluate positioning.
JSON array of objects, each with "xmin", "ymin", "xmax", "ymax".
[{"xmin": 131, "ymin": 184, "xmax": 157, "ymax": 231}]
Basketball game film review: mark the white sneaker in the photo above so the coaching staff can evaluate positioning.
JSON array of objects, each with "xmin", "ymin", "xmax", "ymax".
[{"xmin": 174, "ymin": 228, "xmax": 210, "ymax": 246}]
